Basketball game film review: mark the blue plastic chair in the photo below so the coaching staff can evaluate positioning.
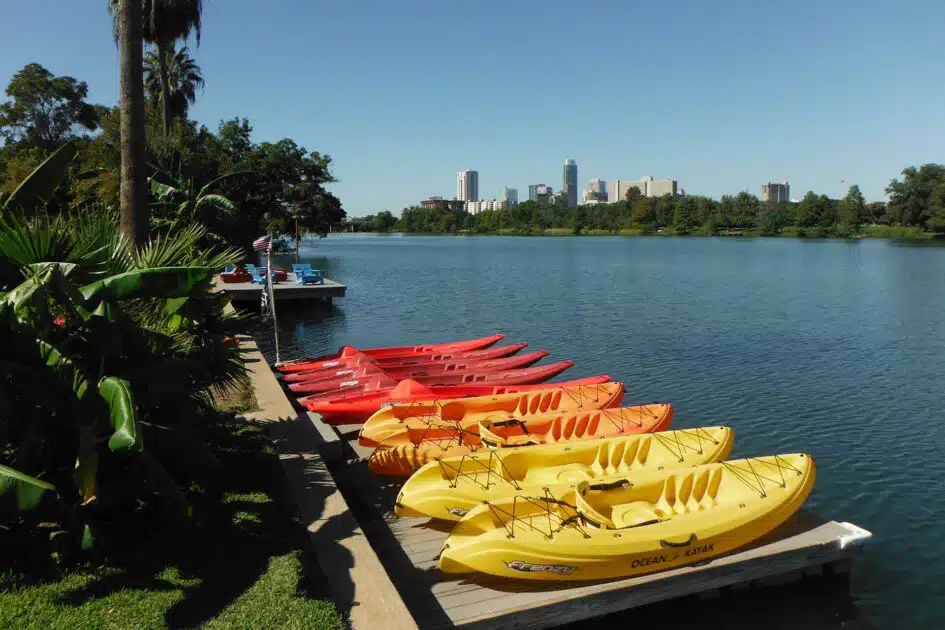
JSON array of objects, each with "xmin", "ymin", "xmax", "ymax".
[
  {"xmin": 301, "ymin": 269, "xmax": 324, "ymax": 285},
  {"xmin": 292, "ymin": 264, "xmax": 314, "ymax": 284}
]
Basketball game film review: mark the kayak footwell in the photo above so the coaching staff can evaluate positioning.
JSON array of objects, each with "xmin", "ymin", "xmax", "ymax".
[{"xmin": 318, "ymin": 413, "xmax": 872, "ymax": 630}]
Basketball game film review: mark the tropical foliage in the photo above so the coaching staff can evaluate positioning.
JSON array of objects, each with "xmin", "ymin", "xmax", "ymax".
[
  {"xmin": 144, "ymin": 46, "xmax": 205, "ymax": 124},
  {"xmin": 0, "ymin": 137, "xmax": 247, "ymax": 564}
]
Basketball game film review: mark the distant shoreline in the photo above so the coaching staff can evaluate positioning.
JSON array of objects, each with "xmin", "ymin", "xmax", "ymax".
[{"xmin": 340, "ymin": 225, "xmax": 940, "ymax": 241}]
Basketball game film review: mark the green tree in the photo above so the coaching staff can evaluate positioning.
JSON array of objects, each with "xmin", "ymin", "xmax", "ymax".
[
  {"xmin": 885, "ymin": 164, "xmax": 945, "ymax": 228},
  {"xmin": 632, "ymin": 197, "xmax": 656, "ymax": 232},
  {"xmin": 927, "ymin": 183, "xmax": 945, "ymax": 232},
  {"xmin": 732, "ymin": 192, "xmax": 759, "ymax": 228},
  {"xmin": 144, "ymin": 46, "xmax": 204, "ymax": 125},
  {"xmin": 654, "ymin": 194, "xmax": 675, "ymax": 227},
  {"xmin": 624, "ymin": 185, "xmax": 643, "ymax": 205},
  {"xmin": 373, "ymin": 210, "xmax": 397, "ymax": 232},
  {"xmin": 0, "ymin": 63, "xmax": 100, "ymax": 150},
  {"xmin": 672, "ymin": 197, "xmax": 699, "ymax": 234},
  {"xmin": 837, "ymin": 184, "xmax": 867, "ymax": 235}
]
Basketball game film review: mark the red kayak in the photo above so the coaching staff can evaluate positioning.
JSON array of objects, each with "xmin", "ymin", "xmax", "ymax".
[
  {"xmin": 289, "ymin": 360, "xmax": 575, "ymax": 399},
  {"xmin": 298, "ymin": 375, "xmax": 612, "ymax": 424},
  {"xmin": 284, "ymin": 349, "xmax": 548, "ymax": 385},
  {"xmin": 276, "ymin": 334, "xmax": 505, "ymax": 373},
  {"xmin": 281, "ymin": 342, "xmax": 529, "ymax": 383}
]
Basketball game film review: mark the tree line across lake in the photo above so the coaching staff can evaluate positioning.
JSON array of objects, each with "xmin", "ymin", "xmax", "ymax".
[{"xmin": 351, "ymin": 166, "xmax": 945, "ymax": 239}]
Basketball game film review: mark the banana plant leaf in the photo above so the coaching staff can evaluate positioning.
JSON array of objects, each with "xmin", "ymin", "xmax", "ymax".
[
  {"xmin": 0, "ymin": 464, "xmax": 57, "ymax": 511},
  {"xmin": 78, "ymin": 267, "xmax": 212, "ymax": 307},
  {"xmin": 97, "ymin": 377, "xmax": 139, "ymax": 452},
  {"xmin": 0, "ymin": 140, "xmax": 78, "ymax": 214},
  {"xmin": 1, "ymin": 262, "xmax": 85, "ymax": 328}
]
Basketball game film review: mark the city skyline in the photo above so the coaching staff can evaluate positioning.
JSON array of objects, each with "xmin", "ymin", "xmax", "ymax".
[{"xmin": 3, "ymin": 1, "xmax": 942, "ymax": 217}]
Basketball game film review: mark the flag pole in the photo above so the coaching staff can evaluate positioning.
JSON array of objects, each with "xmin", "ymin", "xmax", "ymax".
[{"xmin": 266, "ymin": 233, "xmax": 281, "ymax": 364}]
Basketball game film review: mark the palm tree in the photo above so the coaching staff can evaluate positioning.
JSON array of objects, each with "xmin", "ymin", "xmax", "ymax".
[
  {"xmin": 144, "ymin": 46, "xmax": 205, "ymax": 124},
  {"xmin": 111, "ymin": 0, "xmax": 149, "ymax": 248},
  {"xmin": 109, "ymin": 0, "xmax": 204, "ymax": 139}
]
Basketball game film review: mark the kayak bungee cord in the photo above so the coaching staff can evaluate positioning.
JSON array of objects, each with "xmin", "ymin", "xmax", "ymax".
[
  {"xmin": 652, "ymin": 427, "xmax": 724, "ymax": 462},
  {"xmin": 720, "ymin": 454, "xmax": 805, "ymax": 499}
]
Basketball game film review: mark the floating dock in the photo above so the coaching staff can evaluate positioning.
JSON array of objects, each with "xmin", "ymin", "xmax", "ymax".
[
  {"xmin": 316, "ymin": 418, "xmax": 873, "ymax": 630},
  {"xmin": 213, "ymin": 273, "xmax": 346, "ymax": 305}
]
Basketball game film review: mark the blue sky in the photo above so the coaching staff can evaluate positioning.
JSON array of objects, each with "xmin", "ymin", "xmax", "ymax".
[{"xmin": 2, "ymin": 1, "xmax": 944, "ymax": 215}]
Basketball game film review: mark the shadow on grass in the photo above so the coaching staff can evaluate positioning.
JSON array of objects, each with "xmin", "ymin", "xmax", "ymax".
[{"xmin": 48, "ymin": 418, "xmax": 346, "ymax": 629}]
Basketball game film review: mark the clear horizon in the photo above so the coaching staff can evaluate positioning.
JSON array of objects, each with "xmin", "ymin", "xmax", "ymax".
[{"xmin": 2, "ymin": 0, "xmax": 944, "ymax": 217}]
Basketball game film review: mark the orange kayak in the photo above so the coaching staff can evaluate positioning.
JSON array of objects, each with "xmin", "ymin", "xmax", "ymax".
[
  {"xmin": 367, "ymin": 404, "xmax": 674, "ymax": 476},
  {"xmin": 284, "ymin": 349, "xmax": 548, "ymax": 385},
  {"xmin": 276, "ymin": 334, "xmax": 505, "ymax": 372},
  {"xmin": 298, "ymin": 376, "xmax": 613, "ymax": 425},
  {"xmin": 358, "ymin": 382, "xmax": 626, "ymax": 447}
]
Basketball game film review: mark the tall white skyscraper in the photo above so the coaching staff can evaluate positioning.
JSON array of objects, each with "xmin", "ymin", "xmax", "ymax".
[{"xmin": 457, "ymin": 170, "xmax": 479, "ymax": 201}]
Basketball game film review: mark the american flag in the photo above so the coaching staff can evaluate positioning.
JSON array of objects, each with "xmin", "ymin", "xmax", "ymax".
[{"xmin": 252, "ymin": 234, "xmax": 272, "ymax": 252}]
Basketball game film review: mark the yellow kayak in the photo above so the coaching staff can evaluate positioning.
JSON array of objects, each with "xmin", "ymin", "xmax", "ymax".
[
  {"xmin": 395, "ymin": 426, "xmax": 734, "ymax": 520},
  {"xmin": 438, "ymin": 453, "xmax": 815, "ymax": 581},
  {"xmin": 358, "ymin": 382, "xmax": 625, "ymax": 447}
]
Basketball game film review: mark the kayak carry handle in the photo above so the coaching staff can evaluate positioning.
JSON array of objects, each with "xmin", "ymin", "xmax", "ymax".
[
  {"xmin": 659, "ymin": 533, "xmax": 697, "ymax": 548},
  {"xmin": 490, "ymin": 418, "xmax": 530, "ymax": 433},
  {"xmin": 588, "ymin": 479, "xmax": 632, "ymax": 491}
]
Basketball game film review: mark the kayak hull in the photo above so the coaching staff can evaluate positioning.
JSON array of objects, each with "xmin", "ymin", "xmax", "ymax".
[
  {"xmin": 368, "ymin": 403, "xmax": 673, "ymax": 476},
  {"xmin": 285, "ymin": 349, "xmax": 548, "ymax": 385},
  {"xmin": 358, "ymin": 382, "xmax": 626, "ymax": 446},
  {"xmin": 394, "ymin": 426, "xmax": 735, "ymax": 520},
  {"xmin": 300, "ymin": 376, "xmax": 613, "ymax": 425},
  {"xmin": 438, "ymin": 454, "xmax": 815, "ymax": 581},
  {"xmin": 281, "ymin": 342, "xmax": 529, "ymax": 382},
  {"xmin": 276, "ymin": 334, "xmax": 505, "ymax": 372},
  {"xmin": 290, "ymin": 361, "xmax": 575, "ymax": 399}
]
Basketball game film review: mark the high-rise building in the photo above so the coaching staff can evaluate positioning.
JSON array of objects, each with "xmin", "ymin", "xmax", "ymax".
[
  {"xmin": 529, "ymin": 184, "xmax": 549, "ymax": 202},
  {"xmin": 583, "ymin": 179, "xmax": 608, "ymax": 203},
  {"xmin": 563, "ymin": 159, "xmax": 578, "ymax": 207},
  {"xmin": 761, "ymin": 181, "xmax": 790, "ymax": 203},
  {"xmin": 530, "ymin": 184, "xmax": 553, "ymax": 206},
  {"xmin": 457, "ymin": 170, "xmax": 479, "ymax": 201},
  {"xmin": 608, "ymin": 176, "xmax": 678, "ymax": 200},
  {"xmin": 646, "ymin": 178, "xmax": 678, "ymax": 198},
  {"xmin": 504, "ymin": 186, "xmax": 519, "ymax": 208}
]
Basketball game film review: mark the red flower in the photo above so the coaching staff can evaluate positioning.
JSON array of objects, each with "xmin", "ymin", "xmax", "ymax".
[{"xmin": 53, "ymin": 315, "xmax": 66, "ymax": 327}]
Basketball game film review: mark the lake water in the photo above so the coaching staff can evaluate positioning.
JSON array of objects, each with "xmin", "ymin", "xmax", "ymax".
[{"xmin": 254, "ymin": 234, "xmax": 945, "ymax": 629}]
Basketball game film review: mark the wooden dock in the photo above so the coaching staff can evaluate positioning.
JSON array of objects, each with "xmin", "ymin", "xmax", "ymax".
[
  {"xmin": 320, "ymin": 418, "xmax": 872, "ymax": 630},
  {"xmin": 213, "ymin": 273, "xmax": 346, "ymax": 305}
]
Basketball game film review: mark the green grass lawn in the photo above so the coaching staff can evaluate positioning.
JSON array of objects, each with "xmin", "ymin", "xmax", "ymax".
[{"xmin": 0, "ymin": 420, "xmax": 345, "ymax": 630}]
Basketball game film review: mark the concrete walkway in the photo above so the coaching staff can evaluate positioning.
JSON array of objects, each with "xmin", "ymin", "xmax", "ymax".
[{"xmin": 239, "ymin": 337, "xmax": 418, "ymax": 630}]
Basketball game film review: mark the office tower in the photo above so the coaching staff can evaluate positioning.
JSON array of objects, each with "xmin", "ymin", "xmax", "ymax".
[
  {"xmin": 457, "ymin": 170, "xmax": 479, "ymax": 201},
  {"xmin": 529, "ymin": 184, "xmax": 550, "ymax": 202},
  {"xmin": 761, "ymin": 182, "xmax": 790, "ymax": 203},
  {"xmin": 584, "ymin": 178, "xmax": 607, "ymax": 203},
  {"xmin": 563, "ymin": 159, "xmax": 578, "ymax": 207},
  {"xmin": 504, "ymin": 186, "xmax": 519, "ymax": 208}
]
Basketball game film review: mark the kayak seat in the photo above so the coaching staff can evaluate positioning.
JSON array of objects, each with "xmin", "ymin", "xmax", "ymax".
[
  {"xmin": 611, "ymin": 501, "xmax": 666, "ymax": 528},
  {"xmin": 477, "ymin": 420, "xmax": 508, "ymax": 448},
  {"xmin": 575, "ymin": 488, "xmax": 615, "ymax": 529},
  {"xmin": 550, "ymin": 464, "xmax": 593, "ymax": 484}
]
